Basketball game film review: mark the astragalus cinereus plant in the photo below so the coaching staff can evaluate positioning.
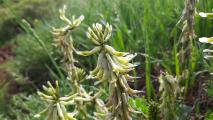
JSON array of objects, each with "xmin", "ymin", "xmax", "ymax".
[
  {"xmin": 52, "ymin": 5, "xmax": 85, "ymax": 92},
  {"xmin": 35, "ymin": 6, "xmax": 101, "ymax": 120},
  {"xmin": 177, "ymin": 0, "xmax": 197, "ymax": 64},
  {"xmin": 176, "ymin": 0, "xmax": 198, "ymax": 96},
  {"xmin": 159, "ymin": 73, "xmax": 180, "ymax": 120},
  {"xmin": 76, "ymin": 23, "xmax": 140, "ymax": 120}
]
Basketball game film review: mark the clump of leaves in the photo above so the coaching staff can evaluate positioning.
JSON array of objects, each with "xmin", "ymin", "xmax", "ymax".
[
  {"xmin": 129, "ymin": 97, "xmax": 149, "ymax": 119},
  {"xmin": 148, "ymin": 101, "xmax": 160, "ymax": 120},
  {"xmin": 1, "ymin": 93, "xmax": 44, "ymax": 120},
  {"xmin": 205, "ymin": 111, "xmax": 213, "ymax": 120}
]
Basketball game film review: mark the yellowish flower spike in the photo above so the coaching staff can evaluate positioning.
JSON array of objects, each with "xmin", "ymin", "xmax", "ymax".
[
  {"xmin": 59, "ymin": 5, "xmax": 84, "ymax": 30},
  {"xmin": 52, "ymin": 5, "xmax": 84, "ymax": 65},
  {"xmin": 51, "ymin": 5, "xmax": 86, "ymax": 93},
  {"xmin": 86, "ymin": 23, "xmax": 112, "ymax": 44},
  {"xmin": 77, "ymin": 23, "xmax": 141, "ymax": 120},
  {"xmin": 52, "ymin": 5, "xmax": 84, "ymax": 62},
  {"xmin": 34, "ymin": 81, "xmax": 77, "ymax": 120}
]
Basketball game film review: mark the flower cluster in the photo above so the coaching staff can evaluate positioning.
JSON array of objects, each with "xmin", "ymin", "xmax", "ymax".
[
  {"xmin": 77, "ymin": 23, "xmax": 137, "ymax": 85},
  {"xmin": 77, "ymin": 23, "xmax": 139, "ymax": 119},
  {"xmin": 52, "ymin": 5, "xmax": 84, "ymax": 62},
  {"xmin": 34, "ymin": 81, "xmax": 77, "ymax": 120},
  {"xmin": 35, "ymin": 80, "xmax": 100, "ymax": 120}
]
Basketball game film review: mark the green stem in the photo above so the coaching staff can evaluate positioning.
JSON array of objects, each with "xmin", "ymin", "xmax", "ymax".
[
  {"xmin": 144, "ymin": 29, "xmax": 152, "ymax": 100},
  {"xmin": 20, "ymin": 20, "xmax": 65, "ymax": 81}
]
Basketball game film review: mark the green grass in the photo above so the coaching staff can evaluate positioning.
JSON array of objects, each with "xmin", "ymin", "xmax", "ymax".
[
  {"xmin": 0, "ymin": 0, "xmax": 60, "ymax": 46},
  {"xmin": 0, "ymin": 0, "xmax": 213, "ymax": 119}
]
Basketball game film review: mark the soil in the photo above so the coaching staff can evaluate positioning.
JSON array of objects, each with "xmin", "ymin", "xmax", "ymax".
[
  {"xmin": 0, "ymin": 44, "xmax": 20, "ymax": 96},
  {"xmin": 0, "ymin": 44, "xmax": 15, "ymax": 64}
]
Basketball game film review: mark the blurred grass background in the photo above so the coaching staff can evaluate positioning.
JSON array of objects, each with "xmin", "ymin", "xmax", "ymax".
[{"xmin": 0, "ymin": 0, "xmax": 213, "ymax": 119}]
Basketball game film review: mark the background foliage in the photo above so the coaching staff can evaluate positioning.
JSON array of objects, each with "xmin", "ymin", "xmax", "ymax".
[{"xmin": 0, "ymin": 0, "xmax": 213, "ymax": 119}]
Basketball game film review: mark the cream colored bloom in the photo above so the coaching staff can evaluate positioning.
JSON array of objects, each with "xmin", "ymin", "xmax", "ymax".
[
  {"xmin": 199, "ymin": 12, "xmax": 213, "ymax": 18},
  {"xmin": 58, "ymin": 5, "xmax": 84, "ymax": 30},
  {"xmin": 52, "ymin": 5, "xmax": 84, "ymax": 51},
  {"xmin": 34, "ymin": 81, "xmax": 77, "ymax": 120},
  {"xmin": 199, "ymin": 37, "xmax": 213, "ymax": 44}
]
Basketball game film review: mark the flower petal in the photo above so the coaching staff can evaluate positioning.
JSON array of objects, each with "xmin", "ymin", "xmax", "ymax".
[
  {"xmin": 76, "ymin": 46, "xmax": 101, "ymax": 56},
  {"xmin": 105, "ymin": 45, "xmax": 128, "ymax": 56},
  {"xmin": 199, "ymin": 37, "xmax": 213, "ymax": 44}
]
